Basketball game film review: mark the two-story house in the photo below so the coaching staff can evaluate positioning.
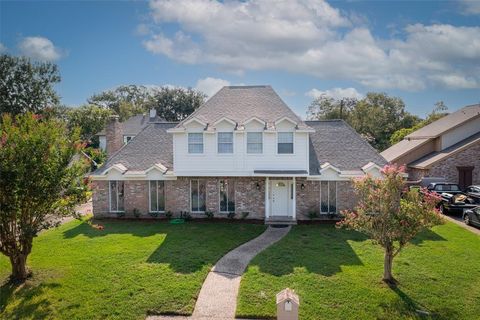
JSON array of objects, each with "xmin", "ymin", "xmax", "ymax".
[
  {"xmin": 381, "ymin": 104, "xmax": 480, "ymax": 189},
  {"xmin": 90, "ymin": 86, "xmax": 386, "ymax": 223}
]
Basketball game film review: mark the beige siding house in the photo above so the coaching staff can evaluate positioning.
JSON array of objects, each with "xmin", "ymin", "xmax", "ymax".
[{"xmin": 381, "ymin": 104, "xmax": 480, "ymax": 189}]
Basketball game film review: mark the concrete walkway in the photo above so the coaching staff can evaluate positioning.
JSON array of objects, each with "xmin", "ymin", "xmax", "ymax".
[{"xmin": 148, "ymin": 225, "xmax": 291, "ymax": 320}]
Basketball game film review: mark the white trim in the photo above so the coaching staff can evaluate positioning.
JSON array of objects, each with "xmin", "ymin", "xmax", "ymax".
[
  {"xmin": 244, "ymin": 116, "xmax": 266, "ymax": 128},
  {"xmin": 145, "ymin": 163, "xmax": 168, "ymax": 174},
  {"xmin": 292, "ymin": 177, "xmax": 296, "ymax": 219},
  {"xmin": 108, "ymin": 180, "xmax": 125, "ymax": 213},
  {"xmin": 213, "ymin": 117, "xmax": 237, "ymax": 127},
  {"xmin": 183, "ymin": 117, "xmax": 207, "ymax": 128},
  {"xmin": 148, "ymin": 180, "xmax": 166, "ymax": 213},
  {"xmin": 103, "ymin": 163, "xmax": 128, "ymax": 175},
  {"xmin": 216, "ymin": 131, "xmax": 234, "ymax": 155},
  {"xmin": 218, "ymin": 179, "xmax": 236, "ymax": 213},
  {"xmin": 245, "ymin": 131, "xmax": 264, "ymax": 155},
  {"xmin": 320, "ymin": 162, "xmax": 342, "ymax": 174},
  {"xmin": 274, "ymin": 116, "xmax": 297, "ymax": 126},
  {"xmin": 276, "ymin": 131, "xmax": 295, "ymax": 155},
  {"xmin": 265, "ymin": 177, "xmax": 270, "ymax": 219},
  {"xmin": 190, "ymin": 179, "xmax": 206, "ymax": 213}
]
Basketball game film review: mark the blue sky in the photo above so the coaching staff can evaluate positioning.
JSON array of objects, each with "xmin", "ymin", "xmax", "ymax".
[{"xmin": 1, "ymin": 0, "xmax": 479, "ymax": 119}]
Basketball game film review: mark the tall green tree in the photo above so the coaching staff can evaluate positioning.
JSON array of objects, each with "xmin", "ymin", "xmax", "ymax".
[
  {"xmin": 88, "ymin": 85, "xmax": 206, "ymax": 122},
  {"xmin": 0, "ymin": 113, "xmax": 89, "ymax": 281},
  {"xmin": 147, "ymin": 87, "xmax": 206, "ymax": 121},
  {"xmin": 307, "ymin": 92, "xmax": 421, "ymax": 151},
  {"xmin": 390, "ymin": 101, "xmax": 449, "ymax": 145},
  {"xmin": 0, "ymin": 54, "xmax": 61, "ymax": 116},
  {"xmin": 338, "ymin": 165, "xmax": 443, "ymax": 284},
  {"xmin": 66, "ymin": 104, "xmax": 113, "ymax": 143}
]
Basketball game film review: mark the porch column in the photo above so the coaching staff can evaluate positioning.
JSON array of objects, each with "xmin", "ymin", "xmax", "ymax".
[
  {"xmin": 265, "ymin": 177, "xmax": 269, "ymax": 219},
  {"xmin": 292, "ymin": 177, "xmax": 296, "ymax": 219}
]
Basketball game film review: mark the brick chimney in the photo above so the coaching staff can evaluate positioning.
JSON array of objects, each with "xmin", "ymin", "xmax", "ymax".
[{"xmin": 106, "ymin": 115, "xmax": 123, "ymax": 157}]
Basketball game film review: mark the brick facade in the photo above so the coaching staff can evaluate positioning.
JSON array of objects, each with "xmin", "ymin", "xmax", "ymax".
[
  {"xmin": 92, "ymin": 177, "xmax": 357, "ymax": 221},
  {"xmin": 407, "ymin": 140, "xmax": 480, "ymax": 186}
]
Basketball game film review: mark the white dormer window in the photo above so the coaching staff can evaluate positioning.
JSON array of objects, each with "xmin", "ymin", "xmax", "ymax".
[
  {"xmin": 247, "ymin": 132, "xmax": 263, "ymax": 154},
  {"xmin": 278, "ymin": 132, "xmax": 294, "ymax": 154},
  {"xmin": 188, "ymin": 133, "xmax": 204, "ymax": 154},
  {"xmin": 123, "ymin": 136, "xmax": 135, "ymax": 144},
  {"xmin": 217, "ymin": 132, "xmax": 233, "ymax": 154}
]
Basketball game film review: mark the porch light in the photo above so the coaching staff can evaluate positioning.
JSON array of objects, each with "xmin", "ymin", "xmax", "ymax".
[
  {"xmin": 301, "ymin": 183, "xmax": 305, "ymax": 190},
  {"xmin": 256, "ymin": 182, "xmax": 261, "ymax": 190}
]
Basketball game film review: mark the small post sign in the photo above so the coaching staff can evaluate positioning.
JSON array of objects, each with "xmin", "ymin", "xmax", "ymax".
[{"xmin": 276, "ymin": 288, "xmax": 299, "ymax": 320}]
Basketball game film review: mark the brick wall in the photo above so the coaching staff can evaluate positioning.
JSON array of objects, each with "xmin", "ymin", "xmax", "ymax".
[
  {"xmin": 106, "ymin": 115, "xmax": 123, "ymax": 157},
  {"xmin": 406, "ymin": 140, "xmax": 480, "ymax": 185},
  {"xmin": 295, "ymin": 179, "xmax": 356, "ymax": 220},
  {"xmin": 92, "ymin": 177, "xmax": 357, "ymax": 220}
]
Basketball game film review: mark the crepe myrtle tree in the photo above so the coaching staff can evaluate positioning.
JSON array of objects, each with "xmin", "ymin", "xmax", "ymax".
[
  {"xmin": 338, "ymin": 165, "xmax": 443, "ymax": 284},
  {"xmin": 0, "ymin": 113, "xmax": 89, "ymax": 281}
]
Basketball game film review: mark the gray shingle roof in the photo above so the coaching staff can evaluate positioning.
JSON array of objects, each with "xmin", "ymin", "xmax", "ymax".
[
  {"xmin": 306, "ymin": 120, "xmax": 387, "ymax": 174},
  {"xmin": 97, "ymin": 114, "xmax": 165, "ymax": 136},
  {"xmin": 177, "ymin": 86, "xmax": 311, "ymax": 130},
  {"xmin": 95, "ymin": 122, "xmax": 176, "ymax": 174}
]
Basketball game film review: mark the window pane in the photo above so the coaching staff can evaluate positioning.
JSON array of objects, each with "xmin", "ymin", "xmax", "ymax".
[
  {"xmin": 150, "ymin": 181, "xmax": 157, "ymax": 212},
  {"xmin": 188, "ymin": 133, "xmax": 203, "ymax": 143},
  {"xmin": 188, "ymin": 144, "xmax": 203, "ymax": 153},
  {"xmin": 218, "ymin": 132, "xmax": 233, "ymax": 143},
  {"xmin": 228, "ymin": 180, "xmax": 235, "ymax": 212},
  {"xmin": 158, "ymin": 181, "xmax": 165, "ymax": 211},
  {"xmin": 218, "ymin": 143, "xmax": 233, "ymax": 153},
  {"xmin": 110, "ymin": 181, "xmax": 117, "ymax": 211},
  {"xmin": 328, "ymin": 182, "xmax": 336, "ymax": 213},
  {"xmin": 278, "ymin": 132, "xmax": 293, "ymax": 143},
  {"xmin": 117, "ymin": 181, "xmax": 125, "ymax": 212},
  {"xmin": 191, "ymin": 180, "xmax": 199, "ymax": 212},
  {"xmin": 320, "ymin": 181, "xmax": 328, "ymax": 213},
  {"xmin": 219, "ymin": 180, "xmax": 228, "ymax": 212},
  {"xmin": 247, "ymin": 133, "xmax": 262, "ymax": 154},
  {"xmin": 278, "ymin": 143, "xmax": 293, "ymax": 154},
  {"xmin": 198, "ymin": 180, "xmax": 206, "ymax": 212}
]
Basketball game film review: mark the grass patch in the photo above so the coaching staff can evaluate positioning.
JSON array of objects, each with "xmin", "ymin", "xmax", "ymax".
[
  {"xmin": 0, "ymin": 219, "xmax": 265, "ymax": 319},
  {"xmin": 237, "ymin": 222, "xmax": 480, "ymax": 320}
]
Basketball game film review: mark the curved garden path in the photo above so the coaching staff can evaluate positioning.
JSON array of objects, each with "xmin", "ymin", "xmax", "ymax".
[{"xmin": 148, "ymin": 225, "xmax": 291, "ymax": 320}]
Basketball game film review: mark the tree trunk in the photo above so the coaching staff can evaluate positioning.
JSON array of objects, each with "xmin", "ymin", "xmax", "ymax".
[
  {"xmin": 10, "ymin": 254, "xmax": 29, "ymax": 281},
  {"xmin": 383, "ymin": 248, "xmax": 395, "ymax": 284}
]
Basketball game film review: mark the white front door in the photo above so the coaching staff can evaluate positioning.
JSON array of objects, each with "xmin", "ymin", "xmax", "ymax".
[{"xmin": 271, "ymin": 180, "xmax": 290, "ymax": 216}]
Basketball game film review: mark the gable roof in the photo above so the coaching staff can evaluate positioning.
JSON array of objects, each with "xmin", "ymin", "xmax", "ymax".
[
  {"xmin": 306, "ymin": 120, "xmax": 387, "ymax": 174},
  {"xmin": 409, "ymin": 131, "xmax": 480, "ymax": 169},
  {"xmin": 97, "ymin": 114, "xmax": 165, "ymax": 136},
  {"xmin": 406, "ymin": 104, "xmax": 480, "ymax": 139},
  {"xmin": 175, "ymin": 86, "xmax": 312, "ymax": 131},
  {"xmin": 380, "ymin": 138, "xmax": 430, "ymax": 162},
  {"xmin": 94, "ymin": 122, "xmax": 176, "ymax": 175}
]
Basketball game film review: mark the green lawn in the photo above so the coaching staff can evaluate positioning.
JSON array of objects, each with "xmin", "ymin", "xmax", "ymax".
[
  {"xmin": 0, "ymin": 219, "xmax": 266, "ymax": 320},
  {"xmin": 237, "ymin": 222, "xmax": 480, "ymax": 320}
]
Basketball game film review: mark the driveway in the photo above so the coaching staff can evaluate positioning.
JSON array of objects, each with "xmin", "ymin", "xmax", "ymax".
[{"xmin": 442, "ymin": 213, "xmax": 480, "ymax": 236}]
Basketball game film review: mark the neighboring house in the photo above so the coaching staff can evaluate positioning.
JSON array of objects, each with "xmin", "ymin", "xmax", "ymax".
[
  {"xmin": 90, "ymin": 86, "xmax": 386, "ymax": 223},
  {"xmin": 96, "ymin": 110, "xmax": 163, "ymax": 154},
  {"xmin": 381, "ymin": 104, "xmax": 480, "ymax": 189}
]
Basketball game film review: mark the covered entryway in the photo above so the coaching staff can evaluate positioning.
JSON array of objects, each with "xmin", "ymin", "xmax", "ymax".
[{"xmin": 265, "ymin": 179, "xmax": 295, "ymax": 224}]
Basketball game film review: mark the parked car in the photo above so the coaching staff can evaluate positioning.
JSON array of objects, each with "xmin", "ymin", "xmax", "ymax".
[
  {"xmin": 426, "ymin": 182, "xmax": 462, "ymax": 195},
  {"xmin": 465, "ymin": 185, "xmax": 480, "ymax": 202},
  {"xmin": 438, "ymin": 192, "xmax": 478, "ymax": 215},
  {"xmin": 463, "ymin": 206, "xmax": 480, "ymax": 227}
]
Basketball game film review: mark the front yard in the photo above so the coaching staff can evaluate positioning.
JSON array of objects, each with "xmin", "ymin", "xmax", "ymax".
[
  {"xmin": 0, "ymin": 219, "xmax": 266, "ymax": 319},
  {"xmin": 237, "ymin": 222, "xmax": 480, "ymax": 319}
]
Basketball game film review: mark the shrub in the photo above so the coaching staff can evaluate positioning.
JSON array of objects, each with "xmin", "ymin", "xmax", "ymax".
[
  {"xmin": 133, "ymin": 208, "xmax": 141, "ymax": 218},
  {"xmin": 205, "ymin": 211, "xmax": 214, "ymax": 219},
  {"xmin": 180, "ymin": 211, "xmax": 192, "ymax": 221},
  {"xmin": 116, "ymin": 211, "xmax": 125, "ymax": 218},
  {"xmin": 165, "ymin": 211, "xmax": 173, "ymax": 219},
  {"xmin": 307, "ymin": 210, "xmax": 319, "ymax": 220},
  {"xmin": 149, "ymin": 211, "xmax": 159, "ymax": 218},
  {"xmin": 227, "ymin": 212, "xmax": 236, "ymax": 220},
  {"xmin": 241, "ymin": 212, "xmax": 250, "ymax": 219}
]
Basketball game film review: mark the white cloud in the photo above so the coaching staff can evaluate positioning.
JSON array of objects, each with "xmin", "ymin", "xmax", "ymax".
[
  {"xmin": 195, "ymin": 77, "xmax": 230, "ymax": 97},
  {"xmin": 135, "ymin": 23, "xmax": 150, "ymax": 36},
  {"xmin": 306, "ymin": 87, "xmax": 363, "ymax": 100},
  {"xmin": 18, "ymin": 36, "xmax": 62, "ymax": 61},
  {"xmin": 459, "ymin": 0, "xmax": 480, "ymax": 15},
  {"xmin": 143, "ymin": 0, "xmax": 480, "ymax": 90},
  {"xmin": 0, "ymin": 43, "xmax": 6, "ymax": 53}
]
